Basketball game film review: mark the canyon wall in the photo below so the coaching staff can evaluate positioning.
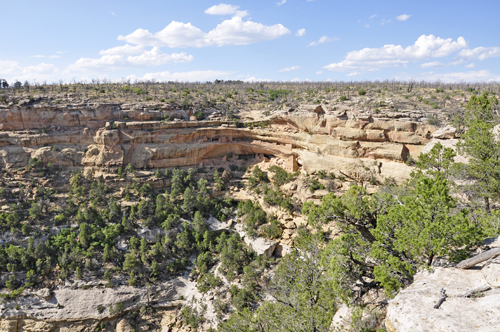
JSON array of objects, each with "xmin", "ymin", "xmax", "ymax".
[{"xmin": 0, "ymin": 103, "xmax": 439, "ymax": 184}]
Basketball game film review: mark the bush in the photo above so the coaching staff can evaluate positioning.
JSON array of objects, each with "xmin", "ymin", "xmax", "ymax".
[
  {"xmin": 427, "ymin": 114, "xmax": 441, "ymax": 126},
  {"xmin": 309, "ymin": 179, "xmax": 325, "ymax": 193},
  {"xmin": 197, "ymin": 272, "xmax": 223, "ymax": 293},
  {"xmin": 358, "ymin": 88, "xmax": 366, "ymax": 95}
]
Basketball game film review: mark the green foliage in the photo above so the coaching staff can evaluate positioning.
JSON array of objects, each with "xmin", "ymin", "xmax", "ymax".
[
  {"xmin": 457, "ymin": 92, "xmax": 500, "ymax": 210},
  {"xmin": 268, "ymin": 89, "xmax": 291, "ymax": 101},
  {"xmin": 181, "ymin": 305, "xmax": 205, "ymax": 329},
  {"xmin": 262, "ymin": 184, "xmax": 294, "ymax": 214},
  {"xmin": 427, "ymin": 114, "xmax": 441, "ymax": 125},
  {"xmin": 415, "ymin": 141, "xmax": 456, "ymax": 176},
  {"xmin": 247, "ymin": 166, "xmax": 268, "ymax": 188},
  {"xmin": 197, "ymin": 272, "xmax": 223, "ymax": 293},
  {"xmin": 194, "ymin": 110, "xmax": 204, "ymax": 120},
  {"xmin": 309, "ymin": 178, "xmax": 325, "ymax": 193},
  {"xmin": 109, "ymin": 302, "xmax": 124, "ymax": 315},
  {"xmin": 315, "ymin": 173, "xmax": 483, "ymax": 301},
  {"xmin": 260, "ymin": 217, "xmax": 282, "ymax": 239},
  {"xmin": 268, "ymin": 165, "xmax": 298, "ymax": 186},
  {"xmin": 358, "ymin": 88, "xmax": 366, "ymax": 96},
  {"xmin": 238, "ymin": 200, "xmax": 267, "ymax": 236},
  {"xmin": 221, "ymin": 235, "xmax": 336, "ymax": 332}
]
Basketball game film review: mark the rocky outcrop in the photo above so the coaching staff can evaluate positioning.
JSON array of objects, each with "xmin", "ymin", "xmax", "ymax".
[
  {"xmin": 386, "ymin": 241, "xmax": 500, "ymax": 332},
  {"xmin": 0, "ymin": 275, "xmax": 192, "ymax": 332},
  {"xmin": 385, "ymin": 266, "xmax": 500, "ymax": 332},
  {"xmin": 0, "ymin": 103, "xmax": 437, "ymax": 186}
]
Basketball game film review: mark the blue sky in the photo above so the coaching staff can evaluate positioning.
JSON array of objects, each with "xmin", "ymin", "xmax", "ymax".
[{"xmin": 2, "ymin": 0, "xmax": 500, "ymax": 83}]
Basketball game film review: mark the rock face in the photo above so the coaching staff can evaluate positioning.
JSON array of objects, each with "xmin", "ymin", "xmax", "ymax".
[
  {"xmin": 0, "ymin": 276, "xmax": 192, "ymax": 331},
  {"xmin": 0, "ymin": 103, "xmax": 436, "ymax": 184},
  {"xmin": 385, "ymin": 266, "xmax": 500, "ymax": 332}
]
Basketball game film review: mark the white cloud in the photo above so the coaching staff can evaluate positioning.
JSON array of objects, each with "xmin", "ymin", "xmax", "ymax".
[
  {"xmin": 0, "ymin": 60, "xmax": 60, "ymax": 82},
  {"xmin": 118, "ymin": 17, "xmax": 290, "ymax": 48},
  {"xmin": 111, "ymin": 12, "xmax": 116, "ymax": 16},
  {"xmin": 308, "ymin": 35, "xmax": 337, "ymax": 47},
  {"xmin": 279, "ymin": 66, "xmax": 301, "ymax": 72},
  {"xmin": 296, "ymin": 28, "xmax": 306, "ymax": 37},
  {"xmin": 326, "ymin": 78, "xmax": 332, "ymax": 82},
  {"xmin": 364, "ymin": 24, "xmax": 370, "ymax": 28},
  {"xmin": 204, "ymin": 4, "xmax": 248, "ymax": 18},
  {"xmin": 277, "ymin": 0, "xmax": 286, "ymax": 6},
  {"xmin": 465, "ymin": 63, "xmax": 475, "ymax": 68},
  {"xmin": 65, "ymin": 48, "xmax": 193, "ymax": 73},
  {"xmin": 316, "ymin": 71, "xmax": 323, "ymax": 74},
  {"xmin": 243, "ymin": 76, "xmax": 273, "ymax": 82},
  {"xmin": 420, "ymin": 61, "xmax": 445, "ymax": 68},
  {"xmin": 206, "ymin": 17, "xmax": 290, "ymax": 46},
  {"xmin": 381, "ymin": 19, "xmax": 391, "ymax": 25},
  {"xmin": 324, "ymin": 34, "xmax": 468, "ymax": 72},
  {"xmin": 347, "ymin": 72, "xmax": 361, "ymax": 76},
  {"xmin": 100, "ymin": 44, "xmax": 146, "ymax": 55},
  {"xmin": 457, "ymin": 47, "xmax": 500, "ymax": 61},
  {"xmin": 56, "ymin": 51, "xmax": 68, "ymax": 54},
  {"xmin": 396, "ymin": 14, "xmax": 411, "ymax": 21},
  {"xmin": 126, "ymin": 70, "xmax": 234, "ymax": 82},
  {"xmin": 31, "ymin": 54, "xmax": 61, "ymax": 58},
  {"xmin": 369, "ymin": 14, "xmax": 377, "ymax": 19}
]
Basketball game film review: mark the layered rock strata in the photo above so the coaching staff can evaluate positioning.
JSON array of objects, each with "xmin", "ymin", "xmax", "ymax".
[{"xmin": 1, "ymin": 103, "xmax": 438, "ymax": 183}]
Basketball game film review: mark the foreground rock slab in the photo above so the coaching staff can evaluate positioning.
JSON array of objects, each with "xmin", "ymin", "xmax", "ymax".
[{"xmin": 385, "ymin": 267, "xmax": 500, "ymax": 332}]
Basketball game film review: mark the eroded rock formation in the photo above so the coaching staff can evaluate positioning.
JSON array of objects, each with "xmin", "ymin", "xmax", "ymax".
[{"xmin": 0, "ymin": 103, "xmax": 439, "ymax": 184}]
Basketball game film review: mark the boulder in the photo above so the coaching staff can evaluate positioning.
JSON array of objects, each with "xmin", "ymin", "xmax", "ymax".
[
  {"xmin": 235, "ymin": 224, "xmax": 278, "ymax": 257},
  {"xmin": 432, "ymin": 125, "xmax": 456, "ymax": 139},
  {"xmin": 137, "ymin": 226, "xmax": 164, "ymax": 243},
  {"xmin": 116, "ymin": 319, "xmax": 135, "ymax": 332},
  {"xmin": 35, "ymin": 288, "xmax": 52, "ymax": 301},
  {"xmin": 385, "ymin": 267, "xmax": 500, "ymax": 332}
]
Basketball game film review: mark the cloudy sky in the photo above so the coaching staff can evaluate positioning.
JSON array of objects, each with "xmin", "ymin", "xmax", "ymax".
[{"xmin": 2, "ymin": 0, "xmax": 500, "ymax": 83}]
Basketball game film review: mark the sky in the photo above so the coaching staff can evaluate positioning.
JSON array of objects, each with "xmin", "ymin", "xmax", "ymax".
[{"xmin": 2, "ymin": 0, "xmax": 500, "ymax": 83}]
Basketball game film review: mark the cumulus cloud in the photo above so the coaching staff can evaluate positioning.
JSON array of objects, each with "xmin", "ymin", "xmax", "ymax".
[
  {"xmin": 296, "ymin": 28, "xmax": 306, "ymax": 37},
  {"xmin": 276, "ymin": 0, "xmax": 286, "ymax": 5},
  {"xmin": 324, "ymin": 34, "xmax": 468, "ymax": 71},
  {"xmin": 457, "ymin": 47, "xmax": 500, "ymax": 61},
  {"xmin": 308, "ymin": 35, "xmax": 337, "ymax": 47},
  {"xmin": 204, "ymin": 3, "xmax": 248, "ymax": 18},
  {"xmin": 465, "ymin": 63, "xmax": 475, "ymax": 68},
  {"xmin": 279, "ymin": 66, "xmax": 300, "ymax": 72},
  {"xmin": 100, "ymin": 44, "xmax": 146, "ymax": 55},
  {"xmin": 347, "ymin": 72, "xmax": 360, "ymax": 76},
  {"xmin": 0, "ymin": 60, "xmax": 59, "ymax": 82},
  {"xmin": 65, "ymin": 48, "xmax": 193, "ymax": 73},
  {"xmin": 126, "ymin": 70, "xmax": 234, "ymax": 82},
  {"xmin": 118, "ymin": 17, "xmax": 290, "ymax": 48},
  {"xmin": 316, "ymin": 71, "xmax": 323, "ymax": 74},
  {"xmin": 396, "ymin": 14, "xmax": 411, "ymax": 21}
]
